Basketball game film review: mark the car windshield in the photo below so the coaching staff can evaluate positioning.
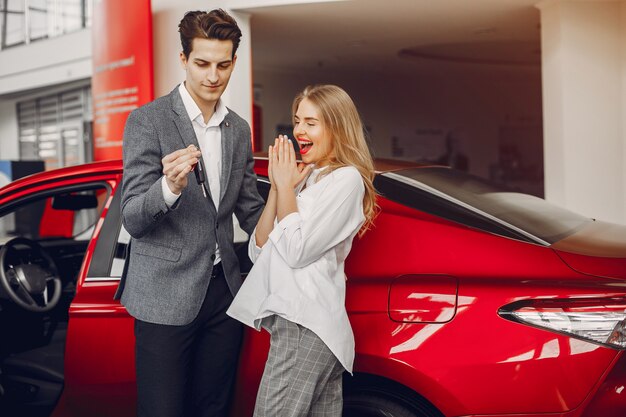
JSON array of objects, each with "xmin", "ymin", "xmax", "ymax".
[{"xmin": 384, "ymin": 167, "xmax": 591, "ymax": 244}]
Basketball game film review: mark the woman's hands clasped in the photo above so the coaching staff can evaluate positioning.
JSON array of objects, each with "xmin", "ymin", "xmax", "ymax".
[{"xmin": 269, "ymin": 135, "xmax": 312, "ymax": 191}]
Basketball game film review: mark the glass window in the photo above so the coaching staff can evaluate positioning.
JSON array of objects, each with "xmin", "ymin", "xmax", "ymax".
[
  {"xmin": 1, "ymin": 0, "xmax": 92, "ymax": 50},
  {"xmin": 85, "ymin": 0, "xmax": 92, "ymax": 28},
  {"xmin": 0, "ymin": 184, "xmax": 109, "ymax": 302},
  {"xmin": 110, "ymin": 225, "xmax": 129, "ymax": 278},
  {"xmin": 57, "ymin": 0, "xmax": 82, "ymax": 34},
  {"xmin": 28, "ymin": 0, "xmax": 50, "ymax": 41},
  {"xmin": 1, "ymin": 0, "xmax": 26, "ymax": 48},
  {"xmin": 0, "ymin": 187, "xmax": 108, "ymax": 245},
  {"xmin": 18, "ymin": 86, "xmax": 92, "ymax": 169}
]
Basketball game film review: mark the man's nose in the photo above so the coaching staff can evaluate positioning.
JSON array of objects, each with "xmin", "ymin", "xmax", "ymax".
[{"xmin": 206, "ymin": 66, "xmax": 218, "ymax": 83}]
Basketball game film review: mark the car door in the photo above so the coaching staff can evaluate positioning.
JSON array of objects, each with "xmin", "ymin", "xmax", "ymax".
[
  {"xmin": 56, "ymin": 174, "xmax": 272, "ymax": 417},
  {"xmin": 0, "ymin": 166, "xmax": 117, "ymax": 417},
  {"xmin": 51, "ymin": 173, "xmax": 136, "ymax": 417}
]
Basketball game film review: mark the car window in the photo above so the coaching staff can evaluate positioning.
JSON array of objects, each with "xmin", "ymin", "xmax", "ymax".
[
  {"xmin": 380, "ymin": 168, "xmax": 590, "ymax": 244},
  {"xmin": 0, "ymin": 186, "xmax": 109, "ymax": 245},
  {"xmin": 110, "ymin": 225, "xmax": 130, "ymax": 278},
  {"xmin": 107, "ymin": 177, "xmax": 272, "ymax": 278}
]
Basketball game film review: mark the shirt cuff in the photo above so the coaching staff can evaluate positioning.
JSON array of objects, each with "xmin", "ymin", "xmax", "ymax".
[
  {"xmin": 248, "ymin": 227, "xmax": 263, "ymax": 261},
  {"xmin": 161, "ymin": 176, "xmax": 181, "ymax": 208},
  {"xmin": 268, "ymin": 212, "xmax": 301, "ymax": 244}
]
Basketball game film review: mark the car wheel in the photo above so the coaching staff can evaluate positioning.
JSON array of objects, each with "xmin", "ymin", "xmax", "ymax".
[{"xmin": 343, "ymin": 392, "xmax": 440, "ymax": 417}]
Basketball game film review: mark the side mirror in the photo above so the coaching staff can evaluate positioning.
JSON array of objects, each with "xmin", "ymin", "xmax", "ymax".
[{"xmin": 52, "ymin": 194, "xmax": 98, "ymax": 211}]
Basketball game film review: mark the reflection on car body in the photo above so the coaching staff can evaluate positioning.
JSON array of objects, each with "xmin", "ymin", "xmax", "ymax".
[{"xmin": 0, "ymin": 158, "xmax": 624, "ymax": 417}]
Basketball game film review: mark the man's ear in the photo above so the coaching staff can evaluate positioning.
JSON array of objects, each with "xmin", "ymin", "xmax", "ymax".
[
  {"xmin": 232, "ymin": 54, "xmax": 237, "ymax": 68},
  {"xmin": 179, "ymin": 51, "xmax": 188, "ymax": 69}
]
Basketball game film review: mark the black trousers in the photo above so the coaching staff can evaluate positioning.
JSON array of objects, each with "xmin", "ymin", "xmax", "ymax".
[{"xmin": 134, "ymin": 264, "xmax": 243, "ymax": 417}]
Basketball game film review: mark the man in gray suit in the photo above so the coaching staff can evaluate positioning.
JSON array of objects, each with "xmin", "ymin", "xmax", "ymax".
[{"xmin": 116, "ymin": 9, "xmax": 264, "ymax": 417}]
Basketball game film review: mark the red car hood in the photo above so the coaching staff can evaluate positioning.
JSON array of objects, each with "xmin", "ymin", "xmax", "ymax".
[{"xmin": 552, "ymin": 220, "xmax": 626, "ymax": 280}]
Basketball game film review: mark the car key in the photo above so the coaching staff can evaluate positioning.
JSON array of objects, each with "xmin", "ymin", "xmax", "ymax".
[{"xmin": 193, "ymin": 157, "xmax": 208, "ymax": 198}]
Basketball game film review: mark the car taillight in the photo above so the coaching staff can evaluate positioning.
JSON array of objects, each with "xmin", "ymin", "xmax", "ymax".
[{"xmin": 498, "ymin": 298, "xmax": 626, "ymax": 350}]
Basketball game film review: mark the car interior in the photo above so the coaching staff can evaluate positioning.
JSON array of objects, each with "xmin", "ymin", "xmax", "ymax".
[
  {"xmin": 0, "ymin": 184, "xmax": 109, "ymax": 417},
  {"xmin": 0, "ymin": 178, "xmax": 270, "ymax": 417}
]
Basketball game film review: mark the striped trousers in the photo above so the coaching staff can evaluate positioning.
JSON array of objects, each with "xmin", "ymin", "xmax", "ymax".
[{"xmin": 254, "ymin": 315, "xmax": 344, "ymax": 417}]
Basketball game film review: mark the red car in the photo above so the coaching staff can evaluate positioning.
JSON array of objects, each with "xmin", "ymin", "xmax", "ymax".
[{"xmin": 0, "ymin": 158, "xmax": 625, "ymax": 417}]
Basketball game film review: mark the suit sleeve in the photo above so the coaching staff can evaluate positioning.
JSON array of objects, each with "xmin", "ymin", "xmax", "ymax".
[
  {"xmin": 268, "ymin": 168, "xmax": 365, "ymax": 269},
  {"xmin": 234, "ymin": 124, "xmax": 265, "ymax": 236},
  {"xmin": 121, "ymin": 109, "xmax": 176, "ymax": 239}
]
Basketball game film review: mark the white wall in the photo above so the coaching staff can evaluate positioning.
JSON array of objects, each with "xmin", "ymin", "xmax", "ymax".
[
  {"xmin": 0, "ymin": 100, "xmax": 19, "ymax": 160},
  {"xmin": 539, "ymin": 0, "xmax": 625, "ymax": 224},
  {"xmin": 152, "ymin": 6, "xmax": 183, "ymax": 99},
  {"xmin": 254, "ymin": 68, "xmax": 543, "ymax": 183},
  {"xmin": 623, "ymin": 3, "xmax": 626, "ymax": 226},
  {"xmin": 0, "ymin": 29, "xmax": 91, "ymax": 96},
  {"xmin": 0, "ymin": 28, "xmax": 92, "ymax": 160}
]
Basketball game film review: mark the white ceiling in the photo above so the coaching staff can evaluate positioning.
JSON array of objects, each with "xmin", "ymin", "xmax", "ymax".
[{"xmin": 237, "ymin": 0, "xmax": 542, "ymax": 76}]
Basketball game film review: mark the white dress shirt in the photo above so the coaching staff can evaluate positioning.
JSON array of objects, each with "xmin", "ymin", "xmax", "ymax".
[
  {"xmin": 161, "ymin": 82, "xmax": 228, "ymax": 264},
  {"xmin": 227, "ymin": 166, "xmax": 365, "ymax": 372}
]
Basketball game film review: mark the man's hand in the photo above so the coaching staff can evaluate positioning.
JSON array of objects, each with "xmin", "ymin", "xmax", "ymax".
[{"xmin": 162, "ymin": 145, "xmax": 202, "ymax": 195}]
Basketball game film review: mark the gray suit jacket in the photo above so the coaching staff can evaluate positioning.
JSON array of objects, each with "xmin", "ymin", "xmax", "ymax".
[{"xmin": 115, "ymin": 87, "xmax": 264, "ymax": 326}]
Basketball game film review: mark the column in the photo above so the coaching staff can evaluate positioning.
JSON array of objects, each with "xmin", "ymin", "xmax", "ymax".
[{"xmin": 538, "ymin": 0, "xmax": 625, "ymax": 224}]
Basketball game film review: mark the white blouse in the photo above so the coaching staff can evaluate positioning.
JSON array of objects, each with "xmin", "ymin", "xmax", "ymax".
[{"xmin": 226, "ymin": 165, "xmax": 365, "ymax": 372}]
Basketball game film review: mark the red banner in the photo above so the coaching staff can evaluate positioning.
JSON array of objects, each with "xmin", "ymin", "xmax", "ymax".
[{"xmin": 92, "ymin": 0, "xmax": 153, "ymax": 161}]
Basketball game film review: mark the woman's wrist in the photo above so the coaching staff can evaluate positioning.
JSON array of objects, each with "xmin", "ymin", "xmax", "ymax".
[{"xmin": 273, "ymin": 181, "xmax": 292, "ymax": 193}]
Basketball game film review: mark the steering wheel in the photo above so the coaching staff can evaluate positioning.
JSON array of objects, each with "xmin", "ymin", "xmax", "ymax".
[{"xmin": 0, "ymin": 237, "xmax": 62, "ymax": 313}]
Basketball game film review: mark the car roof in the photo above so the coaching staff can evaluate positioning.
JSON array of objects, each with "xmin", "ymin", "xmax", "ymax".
[
  {"xmin": 0, "ymin": 156, "xmax": 438, "ymax": 199},
  {"xmin": 372, "ymin": 158, "xmax": 437, "ymax": 173},
  {"xmin": 251, "ymin": 152, "xmax": 436, "ymax": 174},
  {"xmin": 0, "ymin": 160, "xmax": 123, "ymax": 199}
]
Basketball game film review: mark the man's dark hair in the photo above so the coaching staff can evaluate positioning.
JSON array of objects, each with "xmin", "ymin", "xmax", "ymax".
[{"xmin": 178, "ymin": 9, "xmax": 242, "ymax": 59}]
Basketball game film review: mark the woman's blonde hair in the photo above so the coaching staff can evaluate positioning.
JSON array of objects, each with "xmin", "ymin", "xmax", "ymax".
[{"xmin": 292, "ymin": 84, "xmax": 378, "ymax": 235}]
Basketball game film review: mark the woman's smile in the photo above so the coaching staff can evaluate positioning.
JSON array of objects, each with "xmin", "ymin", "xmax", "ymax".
[{"xmin": 297, "ymin": 138, "xmax": 313, "ymax": 154}]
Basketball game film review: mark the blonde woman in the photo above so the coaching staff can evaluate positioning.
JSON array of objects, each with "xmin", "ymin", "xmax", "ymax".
[{"xmin": 227, "ymin": 85, "xmax": 377, "ymax": 416}]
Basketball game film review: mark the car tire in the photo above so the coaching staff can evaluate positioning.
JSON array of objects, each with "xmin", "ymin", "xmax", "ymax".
[{"xmin": 343, "ymin": 392, "xmax": 440, "ymax": 417}]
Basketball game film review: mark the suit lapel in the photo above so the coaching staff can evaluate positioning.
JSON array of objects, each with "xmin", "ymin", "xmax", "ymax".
[
  {"xmin": 219, "ymin": 112, "xmax": 234, "ymax": 203},
  {"xmin": 170, "ymin": 88, "xmax": 201, "ymax": 150},
  {"xmin": 169, "ymin": 88, "xmax": 216, "ymax": 211}
]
